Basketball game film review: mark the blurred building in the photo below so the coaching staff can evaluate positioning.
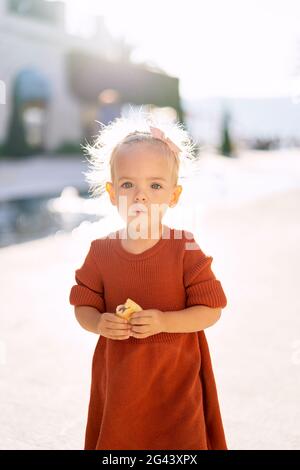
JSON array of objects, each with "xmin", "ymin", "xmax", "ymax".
[
  {"xmin": 184, "ymin": 96, "xmax": 300, "ymax": 150},
  {"xmin": 0, "ymin": 0, "xmax": 183, "ymax": 156}
]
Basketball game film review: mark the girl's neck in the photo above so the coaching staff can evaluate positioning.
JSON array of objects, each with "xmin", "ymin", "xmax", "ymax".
[{"xmin": 119, "ymin": 223, "xmax": 166, "ymax": 254}]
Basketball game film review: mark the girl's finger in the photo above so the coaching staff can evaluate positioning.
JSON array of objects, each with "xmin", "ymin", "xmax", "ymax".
[
  {"xmin": 114, "ymin": 317, "xmax": 129, "ymax": 324},
  {"xmin": 105, "ymin": 313, "xmax": 128, "ymax": 324},
  {"xmin": 130, "ymin": 316, "xmax": 151, "ymax": 321},
  {"xmin": 108, "ymin": 337, "xmax": 130, "ymax": 340},
  {"xmin": 105, "ymin": 319, "xmax": 129, "ymax": 326},
  {"xmin": 131, "ymin": 325, "xmax": 149, "ymax": 333},
  {"xmin": 106, "ymin": 333, "xmax": 130, "ymax": 340},
  {"xmin": 131, "ymin": 332, "xmax": 150, "ymax": 339},
  {"xmin": 104, "ymin": 313, "xmax": 119, "ymax": 320},
  {"xmin": 106, "ymin": 325, "xmax": 131, "ymax": 331},
  {"xmin": 130, "ymin": 319, "xmax": 150, "ymax": 326},
  {"xmin": 132, "ymin": 327, "xmax": 151, "ymax": 335}
]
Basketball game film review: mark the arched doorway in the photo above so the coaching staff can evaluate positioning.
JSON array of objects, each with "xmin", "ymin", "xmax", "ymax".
[{"xmin": 5, "ymin": 68, "xmax": 50, "ymax": 157}]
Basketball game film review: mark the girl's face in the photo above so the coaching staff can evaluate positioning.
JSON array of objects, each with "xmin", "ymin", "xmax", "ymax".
[{"xmin": 106, "ymin": 142, "xmax": 182, "ymax": 234}]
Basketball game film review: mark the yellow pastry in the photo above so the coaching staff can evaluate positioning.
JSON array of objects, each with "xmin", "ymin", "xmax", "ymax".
[{"xmin": 115, "ymin": 298, "xmax": 142, "ymax": 320}]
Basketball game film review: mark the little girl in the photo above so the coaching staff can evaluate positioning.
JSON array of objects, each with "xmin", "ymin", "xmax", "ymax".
[{"xmin": 69, "ymin": 110, "xmax": 228, "ymax": 450}]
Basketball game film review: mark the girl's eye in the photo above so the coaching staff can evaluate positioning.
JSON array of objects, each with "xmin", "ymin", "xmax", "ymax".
[
  {"xmin": 121, "ymin": 182, "xmax": 132, "ymax": 188},
  {"xmin": 121, "ymin": 182, "xmax": 162, "ymax": 189}
]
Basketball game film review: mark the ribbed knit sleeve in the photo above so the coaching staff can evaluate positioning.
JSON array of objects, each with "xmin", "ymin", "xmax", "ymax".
[
  {"xmin": 69, "ymin": 241, "xmax": 105, "ymax": 313},
  {"xmin": 183, "ymin": 234, "xmax": 227, "ymax": 309}
]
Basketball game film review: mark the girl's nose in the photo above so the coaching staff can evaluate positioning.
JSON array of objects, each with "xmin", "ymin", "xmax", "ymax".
[
  {"xmin": 135, "ymin": 196, "xmax": 147, "ymax": 202},
  {"xmin": 134, "ymin": 191, "xmax": 147, "ymax": 202}
]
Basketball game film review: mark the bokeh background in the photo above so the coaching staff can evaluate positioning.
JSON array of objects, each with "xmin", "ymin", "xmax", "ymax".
[{"xmin": 0, "ymin": 0, "xmax": 300, "ymax": 449}]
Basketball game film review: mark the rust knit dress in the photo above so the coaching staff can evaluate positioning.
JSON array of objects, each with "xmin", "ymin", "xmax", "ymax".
[{"xmin": 69, "ymin": 225, "xmax": 228, "ymax": 450}]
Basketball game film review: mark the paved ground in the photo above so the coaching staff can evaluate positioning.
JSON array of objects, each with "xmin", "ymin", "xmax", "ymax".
[
  {"xmin": 0, "ymin": 154, "xmax": 87, "ymax": 201},
  {"xmin": 0, "ymin": 186, "xmax": 300, "ymax": 449},
  {"xmin": 202, "ymin": 187, "xmax": 300, "ymax": 450}
]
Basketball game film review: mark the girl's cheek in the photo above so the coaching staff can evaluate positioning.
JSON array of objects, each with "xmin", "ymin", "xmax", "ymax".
[{"xmin": 116, "ymin": 191, "xmax": 129, "ymax": 201}]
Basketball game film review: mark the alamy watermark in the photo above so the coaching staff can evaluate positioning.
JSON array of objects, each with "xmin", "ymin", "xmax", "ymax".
[{"xmin": 106, "ymin": 196, "xmax": 201, "ymax": 250}]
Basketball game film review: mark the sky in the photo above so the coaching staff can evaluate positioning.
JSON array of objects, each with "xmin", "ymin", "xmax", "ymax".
[{"xmin": 61, "ymin": 0, "xmax": 300, "ymax": 100}]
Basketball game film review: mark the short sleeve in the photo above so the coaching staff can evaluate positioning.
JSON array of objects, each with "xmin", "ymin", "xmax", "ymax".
[
  {"xmin": 183, "ymin": 234, "xmax": 227, "ymax": 309},
  {"xmin": 69, "ymin": 241, "xmax": 105, "ymax": 313}
]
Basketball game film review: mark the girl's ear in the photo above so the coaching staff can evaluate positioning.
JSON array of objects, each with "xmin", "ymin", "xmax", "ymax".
[
  {"xmin": 170, "ymin": 185, "xmax": 182, "ymax": 207},
  {"xmin": 105, "ymin": 182, "xmax": 116, "ymax": 205}
]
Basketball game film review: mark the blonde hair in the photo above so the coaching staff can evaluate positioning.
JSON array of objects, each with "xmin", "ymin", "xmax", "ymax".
[{"xmin": 82, "ymin": 108, "xmax": 199, "ymax": 199}]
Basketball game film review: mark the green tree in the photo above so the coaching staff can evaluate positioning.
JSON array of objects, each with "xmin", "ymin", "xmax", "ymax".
[
  {"xmin": 219, "ymin": 109, "xmax": 234, "ymax": 157},
  {"xmin": 3, "ymin": 79, "xmax": 31, "ymax": 157}
]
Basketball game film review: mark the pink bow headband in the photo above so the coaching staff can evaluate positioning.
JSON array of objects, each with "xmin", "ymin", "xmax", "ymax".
[{"xmin": 149, "ymin": 126, "xmax": 181, "ymax": 156}]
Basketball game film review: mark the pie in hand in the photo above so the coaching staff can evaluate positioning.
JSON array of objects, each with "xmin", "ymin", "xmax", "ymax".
[{"xmin": 115, "ymin": 298, "xmax": 142, "ymax": 320}]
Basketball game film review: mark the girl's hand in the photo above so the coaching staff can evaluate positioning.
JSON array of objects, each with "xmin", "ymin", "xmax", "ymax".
[
  {"xmin": 98, "ymin": 312, "xmax": 131, "ymax": 340},
  {"xmin": 128, "ymin": 309, "xmax": 164, "ymax": 339}
]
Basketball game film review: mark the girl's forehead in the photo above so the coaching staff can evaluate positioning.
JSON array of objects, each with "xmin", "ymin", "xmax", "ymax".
[
  {"xmin": 114, "ymin": 142, "xmax": 173, "ymax": 175},
  {"xmin": 117, "ymin": 141, "xmax": 167, "ymax": 159}
]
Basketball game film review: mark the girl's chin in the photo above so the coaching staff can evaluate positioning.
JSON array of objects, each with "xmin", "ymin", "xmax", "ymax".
[
  {"xmin": 128, "ymin": 212, "xmax": 148, "ymax": 219},
  {"xmin": 125, "ymin": 215, "xmax": 162, "ymax": 226}
]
